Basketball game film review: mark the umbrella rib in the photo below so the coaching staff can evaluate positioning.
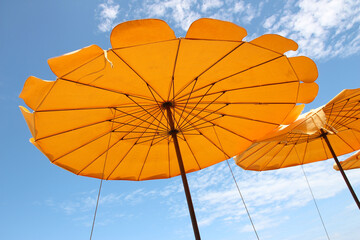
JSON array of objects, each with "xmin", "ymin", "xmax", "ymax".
[
  {"xmin": 325, "ymin": 93, "xmax": 360, "ymax": 108},
  {"xmin": 174, "ymin": 105, "xmax": 252, "ymax": 142},
  {"xmin": 105, "ymin": 110, "xmax": 164, "ymax": 179},
  {"xmin": 178, "ymin": 84, "xmax": 219, "ymax": 129},
  {"xmin": 177, "ymin": 103, "xmax": 281, "ymax": 127},
  {"xmin": 301, "ymin": 140, "xmax": 309, "ymax": 165},
  {"xmin": 181, "ymin": 119, "xmax": 222, "ymax": 133},
  {"xmin": 167, "ymin": 38, "xmax": 181, "ymax": 102},
  {"xmin": 35, "ymin": 105, "xmax": 159, "ymax": 141},
  {"xmin": 177, "ymin": 80, "xmax": 298, "ymax": 102},
  {"xmin": 60, "ymin": 77, "xmax": 155, "ymax": 102},
  {"xmin": 110, "ymin": 49, "xmax": 171, "ymax": 128},
  {"xmin": 110, "ymin": 49, "xmax": 165, "ymax": 102},
  {"xmin": 35, "ymin": 104, "xmax": 158, "ymax": 112},
  {"xmin": 257, "ymin": 143, "xmax": 288, "ymax": 171},
  {"xmin": 329, "ymin": 102, "xmax": 360, "ymax": 128},
  {"xmin": 172, "ymin": 42, "xmax": 245, "ymax": 100},
  {"xmin": 125, "ymin": 95, "xmax": 168, "ymax": 129},
  {"xmin": 238, "ymin": 142, "xmax": 273, "ymax": 169},
  {"xmin": 177, "ymin": 103, "xmax": 228, "ymax": 131},
  {"xmin": 250, "ymin": 129, "xmax": 303, "ymax": 170},
  {"xmin": 175, "ymin": 101, "xmax": 298, "ymax": 105},
  {"xmin": 175, "ymin": 78, "xmax": 199, "ymax": 130},
  {"xmin": 58, "ymin": 52, "xmax": 106, "ymax": 79},
  {"xmin": 331, "ymin": 121, "xmax": 360, "ymax": 135},
  {"xmin": 176, "ymin": 55, "xmax": 284, "ymax": 100},
  {"xmin": 173, "ymin": 107, "xmax": 230, "ymax": 158},
  {"xmin": 334, "ymin": 132, "xmax": 357, "ymax": 152},
  {"xmin": 137, "ymin": 134, "xmax": 169, "ymax": 145},
  {"xmin": 347, "ymin": 156, "xmax": 359, "ymax": 169},
  {"xmin": 179, "ymin": 132, "xmax": 202, "ymax": 170},
  {"xmin": 137, "ymin": 113, "xmax": 167, "ymax": 180},
  {"xmin": 278, "ymin": 144, "xmax": 298, "ymax": 169},
  {"xmin": 114, "ymin": 106, "xmax": 167, "ymax": 131},
  {"xmin": 52, "ymin": 108, "xmax": 161, "ymax": 164},
  {"xmin": 327, "ymin": 100, "xmax": 349, "ymax": 129}
]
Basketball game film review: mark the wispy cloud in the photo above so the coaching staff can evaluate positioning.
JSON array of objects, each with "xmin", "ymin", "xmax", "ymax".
[
  {"xmin": 42, "ymin": 156, "xmax": 360, "ymax": 235},
  {"xmin": 95, "ymin": 0, "xmax": 360, "ymax": 60},
  {"xmin": 96, "ymin": 0, "xmax": 120, "ymax": 32},
  {"xmin": 263, "ymin": 0, "xmax": 360, "ymax": 59}
]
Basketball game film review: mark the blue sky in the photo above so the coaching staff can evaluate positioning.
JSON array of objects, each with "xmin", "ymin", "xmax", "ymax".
[{"xmin": 1, "ymin": 0, "xmax": 360, "ymax": 239}]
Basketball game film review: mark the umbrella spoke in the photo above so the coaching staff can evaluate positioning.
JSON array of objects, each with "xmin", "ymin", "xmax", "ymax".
[
  {"xmin": 35, "ymin": 105, "xmax": 161, "ymax": 141},
  {"xmin": 173, "ymin": 107, "xmax": 230, "ymax": 158},
  {"xmin": 177, "ymin": 80, "xmax": 298, "ymax": 103},
  {"xmin": 172, "ymin": 42, "xmax": 244, "ymax": 100},
  {"xmin": 60, "ymin": 77, "xmax": 155, "ymax": 102},
  {"xmin": 52, "ymin": 107, "xmax": 162, "ymax": 164},
  {"xmin": 167, "ymin": 39, "xmax": 181, "ymax": 102},
  {"xmin": 177, "ymin": 84, "xmax": 218, "ymax": 129},
  {"xmin": 177, "ymin": 104, "xmax": 227, "ymax": 132},
  {"xmin": 178, "ymin": 132, "xmax": 202, "ymax": 170},
  {"xmin": 176, "ymin": 106, "xmax": 252, "ymax": 142},
  {"xmin": 257, "ymin": 143, "xmax": 288, "ymax": 171},
  {"xmin": 125, "ymin": 95, "xmax": 168, "ymax": 130},
  {"xmin": 175, "ymin": 78, "xmax": 199, "ymax": 130},
  {"xmin": 114, "ymin": 106, "xmax": 167, "ymax": 132},
  {"xmin": 138, "ymin": 112, "xmax": 168, "ymax": 180},
  {"xmin": 176, "ymin": 55, "xmax": 284, "ymax": 100},
  {"xmin": 105, "ymin": 109, "xmax": 165, "ymax": 179},
  {"xmin": 176, "ymin": 102, "xmax": 281, "ymax": 126},
  {"xmin": 329, "ymin": 101, "xmax": 360, "ymax": 128},
  {"xmin": 110, "ymin": 49, "xmax": 165, "ymax": 102}
]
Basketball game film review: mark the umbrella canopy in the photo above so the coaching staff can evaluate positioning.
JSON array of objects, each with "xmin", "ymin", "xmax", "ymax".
[
  {"xmin": 20, "ymin": 18, "xmax": 319, "ymax": 239},
  {"xmin": 235, "ymin": 88, "xmax": 360, "ymax": 209},
  {"xmin": 236, "ymin": 88, "xmax": 360, "ymax": 171},
  {"xmin": 334, "ymin": 150, "xmax": 360, "ymax": 170},
  {"xmin": 20, "ymin": 18, "xmax": 318, "ymax": 181}
]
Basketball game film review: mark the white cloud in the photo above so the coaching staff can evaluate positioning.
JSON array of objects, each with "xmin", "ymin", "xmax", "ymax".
[
  {"xmin": 94, "ymin": 0, "xmax": 360, "ymax": 59},
  {"xmin": 201, "ymin": 0, "xmax": 223, "ymax": 12},
  {"xmin": 96, "ymin": 0, "xmax": 120, "ymax": 32},
  {"xmin": 262, "ymin": 0, "xmax": 360, "ymax": 59}
]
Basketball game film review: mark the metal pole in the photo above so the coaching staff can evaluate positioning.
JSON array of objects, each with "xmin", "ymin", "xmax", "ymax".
[
  {"xmin": 165, "ymin": 103, "xmax": 201, "ymax": 240},
  {"xmin": 320, "ymin": 129, "xmax": 360, "ymax": 209}
]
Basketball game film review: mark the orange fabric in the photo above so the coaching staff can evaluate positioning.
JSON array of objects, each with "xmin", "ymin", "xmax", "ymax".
[
  {"xmin": 20, "ymin": 18, "xmax": 319, "ymax": 180},
  {"xmin": 334, "ymin": 150, "xmax": 360, "ymax": 170},
  {"xmin": 236, "ymin": 88, "xmax": 360, "ymax": 171}
]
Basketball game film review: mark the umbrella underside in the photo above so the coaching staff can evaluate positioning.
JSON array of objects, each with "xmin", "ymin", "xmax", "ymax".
[{"xmin": 20, "ymin": 19, "xmax": 318, "ymax": 180}]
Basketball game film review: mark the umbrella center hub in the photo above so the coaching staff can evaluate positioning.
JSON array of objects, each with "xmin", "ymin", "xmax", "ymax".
[
  {"xmin": 162, "ymin": 101, "xmax": 173, "ymax": 108},
  {"xmin": 169, "ymin": 129, "xmax": 179, "ymax": 135}
]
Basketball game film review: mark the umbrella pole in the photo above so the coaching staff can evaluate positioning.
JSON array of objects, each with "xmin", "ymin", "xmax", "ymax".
[
  {"xmin": 320, "ymin": 129, "xmax": 360, "ymax": 209},
  {"xmin": 165, "ymin": 103, "xmax": 201, "ymax": 240}
]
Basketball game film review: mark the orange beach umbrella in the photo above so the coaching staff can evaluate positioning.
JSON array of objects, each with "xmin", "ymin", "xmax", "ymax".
[
  {"xmin": 236, "ymin": 88, "xmax": 360, "ymax": 209},
  {"xmin": 334, "ymin": 150, "xmax": 360, "ymax": 170},
  {"xmin": 20, "ymin": 18, "xmax": 318, "ymax": 239}
]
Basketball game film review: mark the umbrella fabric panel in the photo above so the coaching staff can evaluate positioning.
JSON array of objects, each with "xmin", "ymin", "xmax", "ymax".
[
  {"xmin": 53, "ymin": 50, "xmax": 154, "ymax": 100},
  {"xmin": 36, "ymin": 121, "xmax": 114, "ymax": 162},
  {"xmin": 236, "ymin": 88, "xmax": 360, "ymax": 171},
  {"xmin": 112, "ymin": 40, "xmax": 180, "ymax": 100},
  {"xmin": 20, "ymin": 76, "xmax": 55, "ymax": 110},
  {"xmin": 48, "ymin": 45, "xmax": 105, "ymax": 78},
  {"xmin": 110, "ymin": 19, "xmax": 176, "ymax": 49},
  {"xmin": 335, "ymin": 150, "xmax": 360, "ymax": 170},
  {"xmin": 31, "ymin": 108, "xmax": 116, "ymax": 140},
  {"xmin": 172, "ymin": 39, "xmax": 241, "ymax": 96}
]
